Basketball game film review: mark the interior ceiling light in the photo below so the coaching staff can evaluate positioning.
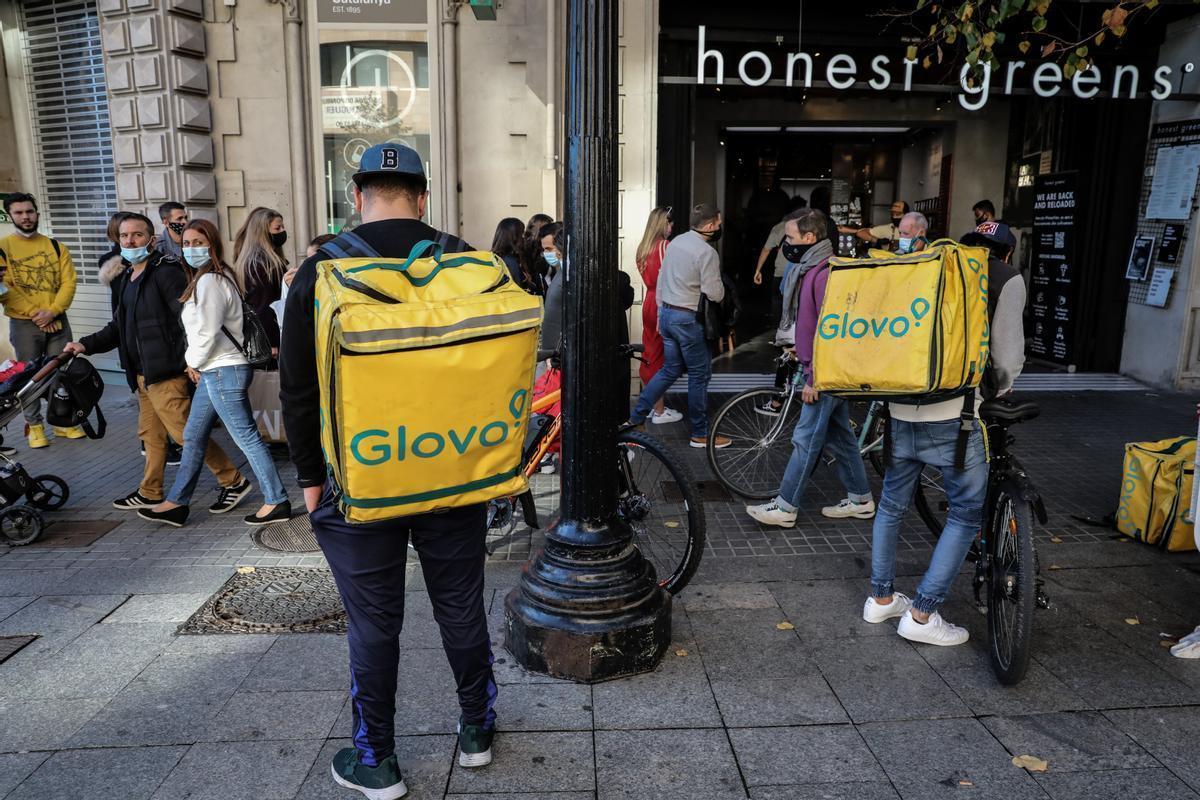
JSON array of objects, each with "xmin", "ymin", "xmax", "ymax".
[
  {"xmin": 784, "ymin": 126, "xmax": 910, "ymax": 134},
  {"xmin": 725, "ymin": 126, "xmax": 784, "ymax": 133}
]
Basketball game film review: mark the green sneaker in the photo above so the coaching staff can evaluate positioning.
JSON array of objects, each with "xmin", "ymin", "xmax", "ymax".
[
  {"xmin": 457, "ymin": 718, "xmax": 495, "ymax": 768},
  {"xmin": 330, "ymin": 747, "xmax": 407, "ymax": 800}
]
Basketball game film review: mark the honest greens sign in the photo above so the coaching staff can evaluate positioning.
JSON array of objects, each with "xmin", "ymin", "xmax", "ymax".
[{"xmin": 694, "ymin": 25, "xmax": 1193, "ymax": 110}]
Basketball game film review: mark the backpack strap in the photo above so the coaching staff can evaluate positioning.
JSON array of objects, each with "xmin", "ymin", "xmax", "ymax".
[
  {"xmin": 954, "ymin": 389, "xmax": 976, "ymax": 470},
  {"xmin": 50, "ymin": 238, "xmax": 61, "ymax": 259},
  {"xmin": 318, "ymin": 229, "xmax": 381, "ymax": 260}
]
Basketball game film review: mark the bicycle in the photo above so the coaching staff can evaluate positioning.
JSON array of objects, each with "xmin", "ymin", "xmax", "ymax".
[
  {"xmin": 706, "ymin": 354, "xmax": 942, "ymax": 529},
  {"xmin": 487, "ymin": 349, "xmax": 706, "ymax": 595}
]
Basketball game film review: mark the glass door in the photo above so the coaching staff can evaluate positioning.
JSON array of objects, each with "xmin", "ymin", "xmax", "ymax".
[{"xmin": 317, "ymin": 29, "xmax": 432, "ymax": 233}]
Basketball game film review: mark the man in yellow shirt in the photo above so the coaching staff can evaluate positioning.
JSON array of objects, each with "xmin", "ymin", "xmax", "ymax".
[{"xmin": 0, "ymin": 193, "xmax": 83, "ymax": 448}]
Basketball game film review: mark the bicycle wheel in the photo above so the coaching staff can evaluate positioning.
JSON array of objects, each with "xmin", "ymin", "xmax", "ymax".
[
  {"xmin": 987, "ymin": 481, "xmax": 1036, "ymax": 685},
  {"xmin": 847, "ymin": 401, "xmax": 886, "ymax": 477},
  {"xmin": 618, "ymin": 429, "xmax": 705, "ymax": 595},
  {"xmin": 912, "ymin": 465, "xmax": 948, "ymax": 537},
  {"xmin": 707, "ymin": 388, "xmax": 802, "ymax": 500}
]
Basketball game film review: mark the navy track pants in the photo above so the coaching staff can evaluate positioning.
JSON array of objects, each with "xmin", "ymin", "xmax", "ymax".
[{"xmin": 312, "ymin": 495, "xmax": 497, "ymax": 766}]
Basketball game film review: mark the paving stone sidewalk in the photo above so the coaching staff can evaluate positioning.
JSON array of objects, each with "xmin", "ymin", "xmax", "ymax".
[{"xmin": 1, "ymin": 388, "xmax": 1199, "ymax": 799}]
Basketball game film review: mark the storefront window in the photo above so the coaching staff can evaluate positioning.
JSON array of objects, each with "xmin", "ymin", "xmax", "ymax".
[{"xmin": 318, "ymin": 30, "xmax": 431, "ymax": 232}]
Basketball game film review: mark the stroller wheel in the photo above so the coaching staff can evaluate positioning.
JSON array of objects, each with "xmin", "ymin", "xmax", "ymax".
[
  {"xmin": 0, "ymin": 506, "xmax": 43, "ymax": 546},
  {"xmin": 28, "ymin": 474, "xmax": 69, "ymax": 511}
]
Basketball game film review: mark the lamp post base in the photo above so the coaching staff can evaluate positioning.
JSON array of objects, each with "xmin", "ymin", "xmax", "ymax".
[{"xmin": 504, "ymin": 519, "xmax": 672, "ymax": 682}]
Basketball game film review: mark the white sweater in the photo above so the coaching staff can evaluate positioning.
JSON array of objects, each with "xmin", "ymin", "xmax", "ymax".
[{"xmin": 182, "ymin": 272, "xmax": 249, "ymax": 372}]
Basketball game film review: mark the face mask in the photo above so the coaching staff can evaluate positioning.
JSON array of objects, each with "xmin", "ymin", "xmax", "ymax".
[
  {"xmin": 183, "ymin": 246, "xmax": 210, "ymax": 268},
  {"xmin": 544, "ymin": 252, "xmax": 560, "ymax": 268},
  {"xmin": 698, "ymin": 226, "xmax": 723, "ymax": 243},
  {"xmin": 167, "ymin": 221, "xmax": 186, "ymax": 236},
  {"xmin": 121, "ymin": 245, "xmax": 150, "ymax": 264},
  {"xmin": 781, "ymin": 242, "xmax": 814, "ymax": 263},
  {"xmin": 14, "ymin": 227, "xmax": 37, "ymax": 239},
  {"xmin": 270, "ymin": 230, "xmax": 288, "ymax": 248},
  {"xmin": 897, "ymin": 236, "xmax": 926, "ymax": 254}
]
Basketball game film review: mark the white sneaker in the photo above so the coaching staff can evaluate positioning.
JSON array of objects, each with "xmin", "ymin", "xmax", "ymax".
[
  {"xmin": 822, "ymin": 498, "xmax": 877, "ymax": 519},
  {"xmin": 746, "ymin": 501, "xmax": 797, "ymax": 528},
  {"xmin": 650, "ymin": 407, "xmax": 683, "ymax": 424},
  {"xmin": 897, "ymin": 609, "xmax": 969, "ymax": 646},
  {"xmin": 1171, "ymin": 639, "xmax": 1200, "ymax": 659},
  {"xmin": 862, "ymin": 592, "xmax": 912, "ymax": 624},
  {"xmin": 1177, "ymin": 625, "xmax": 1200, "ymax": 646}
]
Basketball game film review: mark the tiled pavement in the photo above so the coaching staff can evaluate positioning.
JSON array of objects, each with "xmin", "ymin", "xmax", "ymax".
[{"xmin": 1, "ymin": 388, "xmax": 1199, "ymax": 798}]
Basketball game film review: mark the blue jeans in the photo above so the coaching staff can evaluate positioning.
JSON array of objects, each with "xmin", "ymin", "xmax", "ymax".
[
  {"xmin": 870, "ymin": 418, "xmax": 988, "ymax": 615},
  {"xmin": 775, "ymin": 393, "xmax": 872, "ymax": 513},
  {"xmin": 167, "ymin": 365, "xmax": 289, "ymax": 506},
  {"xmin": 631, "ymin": 306, "xmax": 711, "ymax": 437}
]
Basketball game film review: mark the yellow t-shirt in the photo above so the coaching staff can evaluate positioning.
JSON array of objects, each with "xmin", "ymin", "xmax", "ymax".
[{"xmin": 0, "ymin": 233, "xmax": 77, "ymax": 320}]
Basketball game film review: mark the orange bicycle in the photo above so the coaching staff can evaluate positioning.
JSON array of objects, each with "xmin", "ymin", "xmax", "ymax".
[{"xmin": 487, "ymin": 377, "xmax": 706, "ymax": 595}]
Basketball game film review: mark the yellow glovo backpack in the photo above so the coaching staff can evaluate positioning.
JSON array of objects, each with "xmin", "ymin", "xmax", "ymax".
[
  {"xmin": 314, "ymin": 236, "xmax": 542, "ymax": 523},
  {"xmin": 1115, "ymin": 437, "xmax": 1197, "ymax": 552},
  {"xmin": 811, "ymin": 240, "xmax": 991, "ymax": 465}
]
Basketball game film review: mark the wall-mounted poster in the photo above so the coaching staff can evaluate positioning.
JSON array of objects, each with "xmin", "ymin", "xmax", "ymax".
[
  {"xmin": 1146, "ymin": 268, "xmax": 1174, "ymax": 308},
  {"xmin": 1029, "ymin": 172, "xmax": 1077, "ymax": 365},
  {"xmin": 1158, "ymin": 223, "xmax": 1184, "ymax": 265},
  {"xmin": 1146, "ymin": 144, "xmax": 1200, "ymax": 220},
  {"xmin": 1125, "ymin": 234, "xmax": 1156, "ymax": 281}
]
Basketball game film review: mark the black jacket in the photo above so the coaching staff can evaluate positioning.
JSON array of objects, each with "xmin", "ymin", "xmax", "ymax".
[
  {"xmin": 279, "ymin": 219, "xmax": 471, "ymax": 488},
  {"xmin": 80, "ymin": 249, "xmax": 190, "ymax": 391}
]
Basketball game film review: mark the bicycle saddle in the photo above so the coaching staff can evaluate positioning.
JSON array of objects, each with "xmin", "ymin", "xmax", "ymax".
[{"xmin": 979, "ymin": 398, "xmax": 1040, "ymax": 424}]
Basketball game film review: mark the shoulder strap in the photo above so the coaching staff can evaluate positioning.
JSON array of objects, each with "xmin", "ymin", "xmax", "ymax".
[{"xmin": 319, "ymin": 229, "xmax": 380, "ymax": 260}]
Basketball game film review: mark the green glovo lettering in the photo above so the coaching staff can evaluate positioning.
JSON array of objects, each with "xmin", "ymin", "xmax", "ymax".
[
  {"xmin": 350, "ymin": 429, "xmax": 390, "ymax": 466},
  {"xmin": 817, "ymin": 297, "xmax": 931, "ymax": 340}
]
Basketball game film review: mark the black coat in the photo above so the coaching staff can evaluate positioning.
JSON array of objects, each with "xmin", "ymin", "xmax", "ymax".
[{"xmin": 80, "ymin": 250, "xmax": 190, "ymax": 391}]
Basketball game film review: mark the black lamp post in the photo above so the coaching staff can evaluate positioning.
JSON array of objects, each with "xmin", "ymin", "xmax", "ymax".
[{"xmin": 504, "ymin": 0, "xmax": 672, "ymax": 681}]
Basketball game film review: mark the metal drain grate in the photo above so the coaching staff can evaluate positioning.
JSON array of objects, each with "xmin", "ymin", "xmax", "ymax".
[
  {"xmin": 0, "ymin": 635, "xmax": 37, "ymax": 664},
  {"xmin": 179, "ymin": 567, "xmax": 346, "ymax": 635},
  {"xmin": 250, "ymin": 514, "xmax": 320, "ymax": 554}
]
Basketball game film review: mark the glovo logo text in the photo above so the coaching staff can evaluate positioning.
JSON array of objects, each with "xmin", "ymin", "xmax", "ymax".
[
  {"xmin": 1115, "ymin": 455, "xmax": 1143, "ymax": 526},
  {"xmin": 348, "ymin": 389, "xmax": 528, "ymax": 466},
  {"xmin": 818, "ymin": 297, "xmax": 932, "ymax": 341}
]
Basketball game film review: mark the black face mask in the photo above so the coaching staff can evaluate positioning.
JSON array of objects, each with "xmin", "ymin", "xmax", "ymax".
[
  {"xmin": 697, "ymin": 226, "xmax": 722, "ymax": 243},
  {"xmin": 891, "ymin": 217, "xmax": 902, "ymax": 226},
  {"xmin": 270, "ymin": 230, "xmax": 288, "ymax": 249},
  {"xmin": 167, "ymin": 221, "xmax": 186, "ymax": 236},
  {"xmin": 782, "ymin": 242, "xmax": 814, "ymax": 263}
]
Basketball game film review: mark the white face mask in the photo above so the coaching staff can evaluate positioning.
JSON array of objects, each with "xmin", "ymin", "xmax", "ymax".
[{"xmin": 183, "ymin": 246, "xmax": 210, "ymax": 268}]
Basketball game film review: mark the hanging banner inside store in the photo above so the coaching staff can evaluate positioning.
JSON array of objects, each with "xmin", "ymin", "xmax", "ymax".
[
  {"xmin": 317, "ymin": 0, "xmax": 426, "ymax": 24},
  {"xmin": 693, "ymin": 27, "xmax": 1193, "ymax": 110},
  {"xmin": 1029, "ymin": 172, "xmax": 1078, "ymax": 366}
]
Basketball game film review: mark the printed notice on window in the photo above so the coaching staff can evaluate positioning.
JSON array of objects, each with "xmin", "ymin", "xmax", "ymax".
[{"xmin": 1146, "ymin": 145, "xmax": 1200, "ymax": 220}]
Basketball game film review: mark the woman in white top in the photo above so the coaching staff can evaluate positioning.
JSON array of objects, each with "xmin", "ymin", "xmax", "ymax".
[{"xmin": 138, "ymin": 219, "xmax": 291, "ymax": 528}]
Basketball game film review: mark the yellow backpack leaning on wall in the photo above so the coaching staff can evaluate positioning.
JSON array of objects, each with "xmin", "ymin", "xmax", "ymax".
[
  {"xmin": 1116, "ymin": 436, "xmax": 1196, "ymax": 552},
  {"xmin": 314, "ymin": 236, "xmax": 542, "ymax": 523}
]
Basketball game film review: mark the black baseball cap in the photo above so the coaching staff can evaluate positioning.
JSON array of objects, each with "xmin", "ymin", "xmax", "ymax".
[
  {"xmin": 352, "ymin": 143, "xmax": 425, "ymax": 186},
  {"xmin": 972, "ymin": 220, "xmax": 1017, "ymax": 251}
]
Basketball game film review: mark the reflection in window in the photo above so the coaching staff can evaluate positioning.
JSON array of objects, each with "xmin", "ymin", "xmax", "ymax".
[{"xmin": 319, "ymin": 33, "xmax": 431, "ymax": 233}]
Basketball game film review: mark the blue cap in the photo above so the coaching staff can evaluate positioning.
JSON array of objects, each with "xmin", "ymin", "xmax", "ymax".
[
  {"xmin": 972, "ymin": 220, "xmax": 1017, "ymax": 251},
  {"xmin": 352, "ymin": 143, "xmax": 425, "ymax": 186}
]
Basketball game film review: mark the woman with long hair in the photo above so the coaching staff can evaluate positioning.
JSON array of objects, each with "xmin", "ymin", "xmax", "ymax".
[
  {"xmin": 523, "ymin": 213, "xmax": 554, "ymax": 295},
  {"xmin": 491, "ymin": 217, "xmax": 529, "ymax": 290},
  {"xmin": 137, "ymin": 219, "xmax": 291, "ymax": 529},
  {"xmin": 233, "ymin": 207, "xmax": 288, "ymax": 359},
  {"xmin": 635, "ymin": 206, "xmax": 680, "ymax": 424}
]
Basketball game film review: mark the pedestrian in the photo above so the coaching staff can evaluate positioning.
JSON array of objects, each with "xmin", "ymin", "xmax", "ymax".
[
  {"xmin": 524, "ymin": 213, "xmax": 553, "ymax": 295},
  {"xmin": 491, "ymin": 217, "xmax": 530, "ymax": 290},
  {"xmin": 0, "ymin": 193, "xmax": 84, "ymax": 448},
  {"xmin": 753, "ymin": 196, "xmax": 807, "ymax": 323},
  {"xmin": 157, "ymin": 201, "xmax": 188, "ymax": 261},
  {"xmin": 634, "ymin": 206, "xmax": 681, "ymax": 424},
  {"xmin": 233, "ymin": 207, "xmax": 288, "ymax": 362},
  {"xmin": 745, "ymin": 209, "xmax": 875, "ymax": 528},
  {"xmin": 839, "ymin": 200, "xmax": 909, "ymax": 250},
  {"xmin": 63, "ymin": 212, "xmax": 250, "ymax": 512},
  {"xmin": 973, "ymin": 199, "xmax": 996, "ymax": 225},
  {"xmin": 136, "ymin": 219, "xmax": 291, "ymax": 529},
  {"xmin": 280, "ymin": 143, "xmax": 497, "ymax": 798},
  {"xmin": 863, "ymin": 212, "xmax": 1026, "ymax": 646},
  {"xmin": 627, "ymin": 203, "xmax": 729, "ymax": 449}
]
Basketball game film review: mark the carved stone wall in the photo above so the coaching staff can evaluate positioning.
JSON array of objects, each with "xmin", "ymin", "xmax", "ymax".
[{"xmin": 97, "ymin": 0, "xmax": 216, "ymax": 220}]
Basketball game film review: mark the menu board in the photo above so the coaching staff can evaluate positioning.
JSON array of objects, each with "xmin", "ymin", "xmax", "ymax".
[
  {"xmin": 1028, "ymin": 172, "xmax": 1077, "ymax": 365},
  {"xmin": 1146, "ymin": 144, "xmax": 1200, "ymax": 220}
]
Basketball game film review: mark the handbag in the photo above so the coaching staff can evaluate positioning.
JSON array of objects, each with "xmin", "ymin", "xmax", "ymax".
[{"xmin": 214, "ymin": 273, "xmax": 273, "ymax": 369}]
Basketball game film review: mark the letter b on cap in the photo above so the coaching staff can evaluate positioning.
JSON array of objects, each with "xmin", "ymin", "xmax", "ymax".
[{"xmin": 381, "ymin": 148, "xmax": 398, "ymax": 169}]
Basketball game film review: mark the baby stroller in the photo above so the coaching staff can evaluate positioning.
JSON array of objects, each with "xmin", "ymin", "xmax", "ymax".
[{"xmin": 0, "ymin": 353, "xmax": 104, "ymax": 546}]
